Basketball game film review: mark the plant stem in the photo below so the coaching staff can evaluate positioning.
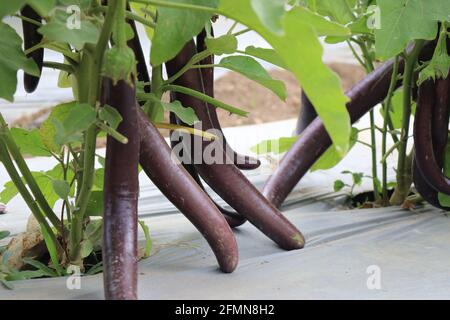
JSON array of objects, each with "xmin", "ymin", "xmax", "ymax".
[
  {"xmin": 129, "ymin": 0, "xmax": 218, "ymax": 14},
  {"xmin": 0, "ymin": 139, "xmax": 61, "ymax": 255},
  {"xmin": 358, "ymin": 41, "xmax": 381, "ymax": 202},
  {"xmin": 381, "ymin": 56, "xmax": 399, "ymax": 202},
  {"xmin": 69, "ymin": 0, "xmax": 120, "ymax": 263},
  {"xmin": 153, "ymin": 122, "xmax": 217, "ymax": 140},
  {"xmin": 161, "ymin": 85, "xmax": 248, "ymax": 116},
  {"xmin": 96, "ymin": 122, "xmax": 129, "ymax": 144},
  {"xmin": 164, "ymin": 50, "xmax": 211, "ymax": 84},
  {"xmin": 391, "ymin": 40, "xmax": 425, "ymax": 205},
  {"xmin": 97, "ymin": 5, "xmax": 156, "ymax": 29},
  {"xmin": 14, "ymin": 14, "xmax": 42, "ymax": 26},
  {"xmin": 0, "ymin": 114, "xmax": 63, "ymax": 233},
  {"xmin": 42, "ymin": 61, "xmax": 74, "ymax": 73}
]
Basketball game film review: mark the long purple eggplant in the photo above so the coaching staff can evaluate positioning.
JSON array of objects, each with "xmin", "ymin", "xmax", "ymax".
[
  {"xmin": 166, "ymin": 40, "xmax": 304, "ymax": 250},
  {"xmin": 195, "ymin": 30, "xmax": 261, "ymax": 170},
  {"xmin": 414, "ymin": 78, "xmax": 450, "ymax": 194},
  {"xmin": 102, "ymin": 79, "xmax": 140, "ymax": 300},
  {"xmin": 263, "ymin": 59, "xmax": 404, "ymax": 208},
  {"xmin": 126, "ymin": 2, "xmax": 150, "ymax": 92},
  {"xmin": 413, "ymin": 77, "xmax": 450, "ymax": 209},
  {"xmin": 295, "ymin": 91, "xmax": 317, "ymax": 135},
  {"xmin": 169, "ymin": 112, "xmax": 247, "ymax": 228},
  {"xmin": 262, "ymin": 41, "xmax": 439, "ymax": 208},
  {"xmin": 21, "ymin": 5, "xmax": 43, "ymax": 93},
  {"xmin": 138, "ymin": 109, "xmax": 239, "ymax": 273}
]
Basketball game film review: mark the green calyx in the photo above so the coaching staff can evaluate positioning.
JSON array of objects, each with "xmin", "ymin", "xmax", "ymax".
[{"xmin": 103, "ymin": 45, "xmax": 136, "ymax": 85}]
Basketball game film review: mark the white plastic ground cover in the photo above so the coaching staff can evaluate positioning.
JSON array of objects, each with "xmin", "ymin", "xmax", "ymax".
[{"xmin": 1, "ymin": 119, "xmax": 450, "ymax": 299}]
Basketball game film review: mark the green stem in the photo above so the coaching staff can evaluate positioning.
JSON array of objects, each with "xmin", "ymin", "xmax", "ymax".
[
  {"xmin": 391, "ymin": 40, "xmax": 425, "ymax": 205},
  {"xmin": 14, "ymin": 14, "xmax": 42, "ymax": 26},
  {"xmin": 160, "ymin": 84, "xmax": 248, "ymax": 116},
  {"xmin": 0, "ymin": 114, "xmax": 63, "ymax": 233},
  {"xmin": 43, "ymin": 61, "xmax": 74, "ymax": 73},
  {"xmin": 69, "ymin": 0, "xmax": 121, "ymax": 263},
  {"xmin": 97, "ymin": 5, "xmax": 156, "ymax": 29},
  {"xmin": 0, "ymin": 139, "xmax": 61, "ymax": 255},
  {"xmin": 164, "ymin": 50, "xmax": 211, "ymax": 84},
  {"xmin": 381, "ymin": 56, "xmax": 400, "ymax": 202},
  {"xmin": 129, "ymin": 0, "xmax": 218, "ymax": 14},
  {"xmin": 96, "ymin": 122, "xmax": 129, "ymax": 144},
  {"xmin": 144, "ymin": 65, "xmax": 163, "ymax": 117},
  {"xmin": 358, "ymin": 41, "xmax": 380, "ymax": 202}
]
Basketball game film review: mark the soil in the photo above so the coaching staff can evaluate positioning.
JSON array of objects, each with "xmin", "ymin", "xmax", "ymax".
[{"xmin": 12, "ymin": 63, "xmax": 365, "ymax": 144}]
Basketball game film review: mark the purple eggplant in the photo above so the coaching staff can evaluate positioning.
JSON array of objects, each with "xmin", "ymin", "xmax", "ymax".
[
  {"xmin": 263, "ymin": 58, "xmax": 404, "ymax": 208},
  {"xmin": 169, "ymin": 112, "xmax": 247, "ymax": 228},
  {"xmin": 194, "ymin": 30, "xmax": 261, "ymax": 170},
  {"xmin": 21, "ymin": 5, "xmax": 43, "ymax": 93},
  {"xmin": 295, "ymin": 91, "xmax": 317, "ymax": 135},
  {"xmin": 166, "ymin": 40, "xmax": 304, "ymax": 250},
  {"xmin": 138, "ymin": 109, "xmax": 239, "ymax": 273},
  {"xmin": 102, "ymin": 78, "xmax": 140, "ymax": 300},
  {"xmin": 414, "ymin": 78, "xmax": 450, "ymax": 194}
]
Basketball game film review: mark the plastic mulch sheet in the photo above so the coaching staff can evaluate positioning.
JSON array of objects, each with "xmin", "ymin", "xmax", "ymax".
[{"xmin": 1, "ymin": 145, "xmax": 449, "ymax": 299}]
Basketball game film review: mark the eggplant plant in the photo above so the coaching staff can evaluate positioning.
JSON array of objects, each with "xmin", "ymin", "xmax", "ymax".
[
  {"xmin": 0, "ymin": 0, "xmax": 359, "ymax": 298},
  {"xmin": 1, "ymin": 0, "xmax": 447, "ymax": 300},
  {"xmin": 256, "ymin": 1, "xmax": 450, "ymax": 210}
]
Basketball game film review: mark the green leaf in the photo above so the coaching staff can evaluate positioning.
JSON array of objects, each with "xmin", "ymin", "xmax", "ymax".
[
  {"xmin": 418, "ymin": 26, "xmax": 450, "ymax": 84},
  {"xmin": 40, "ymin": 225, "xmax": 63, "ymax": 276},
  {"xmin": 80, "ymin": 239, "xmax": 93, "ymax": 259},
  {"xmin": 0, "ymin": 278, "xmax": 14, "ymax": 290},
  {"xmin": 40, "ymin": 102, "xmax": 77, "ymax": 153},
  {"xmin": 53, "ymin": 103, "xmax": 97, "ymax": 146},
  {"xmin": 334, "ymin": 180, "xmax": 345, "ymax": 192},
  {"xmin": 144, "ymin": 99, "xmax": 165, "ymax": 123},
  {"xmin": 250, "ymin": 136, "xmax": 298, "ymax": 154},
  {"xmin": 305, "ymin": 0, "xmax": 356, "ymax": 24},
  {"xmin": 250, "ymin": 0, "xmax": 286, "ymax": 35},
  {"xmin": 0, "ymin": 22, "xmax": 39, "ymax": 101},
  {"xmin": 86, "ymin": 190, "xmax": 104, "ymax": 216},
  {"xmin": 0, "ymin": 1, "xmax": 26, "ymax": 19},
  {"xmin": 58, "ymin": 0, "xmax": 93, "ymax": 10},
  {"xmin": 352, "ymin": 172, "xmax": 363, "ymax": 186},
  {"xmin": 28, "ymin": 0, "xmax": 57, "ymax": 17},
  {"xmin": 311, "ymin": 127, "xmax": 358, "ymax": 171},
  {"xmin": 381, "ymin": 89, "xmax": 416, "ymax": 129},
  {"xmin": 0, "ymin": 231, "xmax": 10, "ymax": 241},
  {"xmin": 375, "ymin": 0, "xmax": 450, "ymax": 60},
  {"xmin": 130, "ymin": 2, "xmax": 156, "ymax": 40},
  {"xmin": 292, "ymin": 6, "xmax": 351, "ymax": 37},
  {"xmin": 0, "ymin": 181, "xmax": 19, "ymax": 204},
  {"xmin": 51, "ymin": 179, "xmax": 70, "ymax": 200},
  {"xmin": 10, "ymin": 128, "xmax": 51, "ymax": 157},
  {"xmin": 93, "ymin": 168, "xmax": 104, "ymax": 191},
  {"xmin": 219, "ymin": 1, "xmax": 351, "ymax": 155},
  {"xmin": 244, "ymin": 46, "xmax": 287, "ymax": 69},
  {"xmin": 84, "ymin": 219, "xmax": 102, "ymax": 245},
  {"xmin": 217, "ymin": 55, "xmax": 287, "ymax": 100},
  {"xmin": 151, "ymin": 0, "xmax": 218, "ymax": 66},
  {"xmin": 22, "ymin": 257, "xmax": 58, "ymax": 277},
  {"xmin": 205, "ymin": 34, "xmax": 238, "ymax": 55},
  {"xmin": 38, "ymin": 9, "xmax": 100, "ymax": 50},
  {"xmin": 99, "ymin": 105, "xmax": 123, "ymax": 130},
  {"xmin": 161, "ymin": 100, "xmax": 198, "ymax": 125}
]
